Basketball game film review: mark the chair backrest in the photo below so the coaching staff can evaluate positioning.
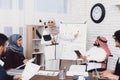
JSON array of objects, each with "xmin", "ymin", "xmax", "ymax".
[
  {"xmin": 103, "ymin": 55, "xmax": 113, "ymax": 70},
  {"xmin": 59, "ymin": 59, "xmax": 77, "ymax": 71},
  {"xmin": 107, "ymin": 55, "xmax": 118, "ymax": 70}
]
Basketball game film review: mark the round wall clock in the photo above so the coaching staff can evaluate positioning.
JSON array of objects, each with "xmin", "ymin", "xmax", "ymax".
[{"xmin": 90, "ymin": 3, "xmax": 105, "ymax": 23}]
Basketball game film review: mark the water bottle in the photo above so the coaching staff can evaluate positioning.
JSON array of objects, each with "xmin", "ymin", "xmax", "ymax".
[
  {"xmin": 59, "ymin": 70, "xmax": 65, "ymax": 80},
  {"xmin": 59, "ymin": 67, "xmax": 66, "ymax": 80},
  {"xmin": 73, "ymin": 75, "xmax": 78, "ymax": 80}
]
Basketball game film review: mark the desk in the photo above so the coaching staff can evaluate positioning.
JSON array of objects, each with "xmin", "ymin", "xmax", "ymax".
[{"xmin": 30, "ymin": 75, "xmax": 73, "ymax": 80}]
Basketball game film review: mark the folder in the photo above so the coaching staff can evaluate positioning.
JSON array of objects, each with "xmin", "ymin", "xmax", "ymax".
[{"xmin": 43, "ymin": 34, "xmax": 51, "ymax": 41}]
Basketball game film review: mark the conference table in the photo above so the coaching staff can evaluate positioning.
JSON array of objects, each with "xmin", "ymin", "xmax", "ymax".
[{"xmin": 30, "ymin": 75, "xmax": 73, "ymax": 80}]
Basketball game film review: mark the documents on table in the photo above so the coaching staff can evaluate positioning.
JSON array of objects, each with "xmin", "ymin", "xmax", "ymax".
[
  {"xmin": 22, "ymin": 62, "xmax": 41, "ymax": 80},
  {"xmin": 66, "ymin": 65, "xmax": 88, "ymax": 77},
  {"xmin": 36, "ymin": 70, "xmax": 59, "ymax": 76}
]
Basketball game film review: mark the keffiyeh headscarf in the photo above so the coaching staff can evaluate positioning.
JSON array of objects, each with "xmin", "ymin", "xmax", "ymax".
[
  {"xmin": 97, "ymin": 36, "xmax": 111, "ymax": 57},
  {"xmin": 96, "ymin": 36, "xmax": 111, "ymax": 68},
  {"xmin": 7, "ymin": 34, "xmax": 23, "ymax": 55}
]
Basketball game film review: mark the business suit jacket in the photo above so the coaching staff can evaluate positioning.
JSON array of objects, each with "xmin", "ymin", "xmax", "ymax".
[
  {"xmin": 0, "ymin": 65, "xmax": 13, "ymax": 80},
  {"xmin": 114, "ymin": 58, "xmax": 120, "ymax": 80}
]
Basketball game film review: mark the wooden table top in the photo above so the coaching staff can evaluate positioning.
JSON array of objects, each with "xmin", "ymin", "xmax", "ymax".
[{"xmin": 30, "ymin": 75, "xmax": 73, "ymax": 80}]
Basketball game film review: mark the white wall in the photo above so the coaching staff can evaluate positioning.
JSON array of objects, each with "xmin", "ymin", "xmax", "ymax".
[
  {"xmin": 86, "ymin": 0, "xmax": 120, "ymax": 57},
  {"xmin": 23, "ymin": 0, "xmax": 87, "ymax": 25},
  {"xmin": 66, "ymin": 0, "xmax": 120, "ymax": 57},
  {"xmin": 0, "ymin": 0, "xmax": 120, "ymax": 58}
]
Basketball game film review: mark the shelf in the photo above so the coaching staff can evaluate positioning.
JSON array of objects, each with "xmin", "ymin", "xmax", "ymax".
[
  {"xmin": 32, "ymin": 52, "xmax": 44, "ymax": 54},
  {"xmin": 32, "ymin": 39, "xmax": 41, "ymax": 41},
  {"xmin": 26, "ymin": 25, "xmax": 44, "ymax": 66}
]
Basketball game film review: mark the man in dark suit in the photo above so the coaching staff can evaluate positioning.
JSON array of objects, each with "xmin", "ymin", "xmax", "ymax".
[
  {"xmin": 0, "ymin": 33, "xmax": 21, "ymax": 80},
  {"xmin": 100, "ymin": 30, "xmax": 120, "ymax": 80}
]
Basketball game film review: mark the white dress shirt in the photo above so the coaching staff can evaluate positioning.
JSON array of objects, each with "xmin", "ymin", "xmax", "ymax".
[
  {"xmin": 85, "ymin": 46, "xmax": 107, "ymax": 71},
  {"xmin": 0, "ymin": 60, "xmax": 4, "ymax": 66}
]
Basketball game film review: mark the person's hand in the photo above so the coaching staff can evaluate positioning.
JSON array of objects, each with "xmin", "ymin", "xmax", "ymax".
[
  {"xmin": 99, "ymin": 70, "xmax": 112, "ymax": 76},
  {"xmin": 81, "ymin": 56, "xmax": 87, "ymax": 62},
  {"xmin": 23, "ymin": 59, "xmax": 28, "ymax": 64},
  {"xmin": 51, "ymin": 38, "xmax": 55, "ymax": 44},
  {"xmin": 13, "ymin": 75, "xmax": 22, "ymax": 80},
  {"xmin": 99, "ymin": 70, "xmax": 119, "ymax": 80},
  {"xmin": 74, "ymin": 31, "xmax": 79, "ymax": 38}
]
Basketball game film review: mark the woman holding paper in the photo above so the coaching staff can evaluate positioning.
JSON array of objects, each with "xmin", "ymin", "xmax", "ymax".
[{"xmin": 2, "ymin": 34, "xmax": 28, "ymax": 70}]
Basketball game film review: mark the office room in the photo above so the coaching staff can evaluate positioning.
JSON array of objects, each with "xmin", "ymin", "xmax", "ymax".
[{"xmin": 0, "ymin": 0, "xmax": 120, "ymax": 80}]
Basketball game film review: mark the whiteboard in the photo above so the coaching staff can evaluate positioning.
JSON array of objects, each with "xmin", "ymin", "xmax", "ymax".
[{"xmin": 59, "ymin": 23, "xmax": 87, "ymax": 60}]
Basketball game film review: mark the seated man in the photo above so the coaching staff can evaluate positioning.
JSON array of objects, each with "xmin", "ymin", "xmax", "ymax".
[
  {"xmin": 99, "ymin": 30, "xmax": 120, "ymax": 80},
  {"xmin": 81, "ymin": 36, "xmax": 111, "ymax": 80},
  {"xmin": 0, "ymin": 33, "xmax": 21, "ymax": 80}
]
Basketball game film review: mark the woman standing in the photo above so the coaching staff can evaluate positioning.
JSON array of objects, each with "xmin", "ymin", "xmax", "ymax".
[{"xmin": 41, "ymin": 19, "xmax": 59, "ymax": 70}]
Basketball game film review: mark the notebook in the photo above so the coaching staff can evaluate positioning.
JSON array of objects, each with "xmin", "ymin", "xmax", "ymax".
[{"xmin": 43, "ymin": 34, "xmax": 51, "ymax": 41}]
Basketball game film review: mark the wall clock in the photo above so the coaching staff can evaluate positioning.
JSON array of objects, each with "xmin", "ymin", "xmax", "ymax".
[{"xmin": 90, "ymin": 3, "xmax": 105, "ymax": 23}]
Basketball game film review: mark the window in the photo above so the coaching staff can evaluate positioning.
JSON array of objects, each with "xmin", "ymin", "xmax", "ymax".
[
  {"xmin": 34, "ymin": 0, "xmax": 67, "ymax": 13},
  {"xmin": 18, "ymin": 0, "xmax": 23, "ymax": 10},
  {"xmin": 0, "ymin": 0, "xmax": 12, "ymax": 9}
]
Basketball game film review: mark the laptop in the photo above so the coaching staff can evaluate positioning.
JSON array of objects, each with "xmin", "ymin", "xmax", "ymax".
[{"xmin": 43, "ymin": 34, "xmax": 51, "ymax": 41}]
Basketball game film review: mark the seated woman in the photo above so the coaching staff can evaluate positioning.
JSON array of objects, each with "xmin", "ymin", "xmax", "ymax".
[{"xmin": 2, "ymin": 34, "xmax": 28, "ymax": 70}]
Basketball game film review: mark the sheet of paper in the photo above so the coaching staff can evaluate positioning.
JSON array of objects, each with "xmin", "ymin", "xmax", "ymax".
[
  {"xmin": 86, "ymin": 63, "xmax": 101, "ymax": 71},
  {"xmin": 36, "ymin": 70, "xmax": 59, "ymax": 76},
  {"xmin": 22, "ymin": 62, "xmax": 41, "ymax": 80},
  {"xmin": 15, "ymin": 57, "xmax": 36, "ymax": 70},
  {"xmin": 66, "ymin": 65, "xmax": 88, "ymax": 77},
  {"xmin": 78, "ymin": 76, "xmax": 85, "ymax": 80},
  {"xmin": 7, "ymin": 69, "xmax": 23, "ymax": 75}
]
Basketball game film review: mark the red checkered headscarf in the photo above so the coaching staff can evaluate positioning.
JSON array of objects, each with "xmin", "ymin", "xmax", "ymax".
[
  {"xmin": 96, "ymin": 36, "xmax": 111, "ymax": 57},
  {"xmin": 96, "ymin": 36, "xmax": 111, "ymax": 68}
]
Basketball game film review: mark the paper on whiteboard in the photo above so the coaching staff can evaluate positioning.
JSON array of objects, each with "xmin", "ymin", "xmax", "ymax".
[
  {"xmin": 59, "ymin": 24, "xmax": 86, "ymax": 44},
  {"xmin": 22, "ymin": 62, "xmax": 40, "ymax": 80}
]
